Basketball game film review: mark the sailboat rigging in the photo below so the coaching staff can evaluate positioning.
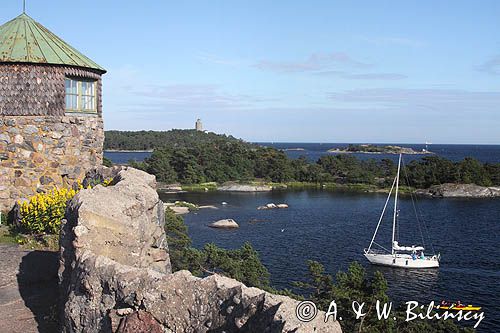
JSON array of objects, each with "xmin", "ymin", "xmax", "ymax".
[{"xmin": 364, "ymin": 154, "xmax": 440, "ymax": 268}]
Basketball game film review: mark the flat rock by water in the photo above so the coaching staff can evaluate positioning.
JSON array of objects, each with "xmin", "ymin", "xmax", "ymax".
[
  {"xmin": 416, "ymin": 183, "xmax": 500, "ymax": 198},
  {"xmin": 257, "ymin": 203, "xmax": 289, "ymax": 210},
  {"xmin": 168, "ymin": 206, "xmax": 190, "ymax": 214},
  {"xmin": 209, "ymin": 219, "xmax": 239, "ymax": 229},
  {"xmin": 217, "ymin": 184, "xmax": 272, "ymax": 192}
]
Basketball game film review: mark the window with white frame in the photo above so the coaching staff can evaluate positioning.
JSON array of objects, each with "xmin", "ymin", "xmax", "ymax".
[{"xmin": 65, "ymin": 77, "xmax": 97, "ymax": 112}]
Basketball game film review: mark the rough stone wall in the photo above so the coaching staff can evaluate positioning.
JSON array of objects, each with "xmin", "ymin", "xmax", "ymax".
[
  {"xmin": 59, "ymin": 168, "xmax": 342, "ymax": 333},
  {"xmin": 0, "ymin": 115, "xmax": 104, "ymax": 211}
]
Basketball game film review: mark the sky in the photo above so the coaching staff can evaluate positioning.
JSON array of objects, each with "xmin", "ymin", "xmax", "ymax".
[{"xmin": 2, "ymin": 1, "xmax": 500, "ymax": 143}]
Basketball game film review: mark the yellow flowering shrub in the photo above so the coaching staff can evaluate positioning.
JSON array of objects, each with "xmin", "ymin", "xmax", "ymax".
[
  {"xmin": 102, "ymin": 178, "xmax": 113, "ymax": 187},
  {"xmin": 19, "ymin": 187, "xmax": 79, "ymax": 234},
  {"xmin": 18, "ymin": 178, "xmax": 113, "ymax": 234}
]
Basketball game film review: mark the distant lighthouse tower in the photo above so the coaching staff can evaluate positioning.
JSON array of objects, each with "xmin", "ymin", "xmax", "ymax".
[{"xmin": 195, "ymin": 118, "xmax": 203, "ymax": 131}]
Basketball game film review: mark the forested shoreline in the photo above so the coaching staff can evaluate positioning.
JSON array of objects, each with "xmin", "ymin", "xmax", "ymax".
[
  {"xmin": 105, "ymin": 130, "xmax": 500, "ymax": 189},
  {"xmin": 104, "ymin": 129, "xmax": 255, "ymax": 151}
]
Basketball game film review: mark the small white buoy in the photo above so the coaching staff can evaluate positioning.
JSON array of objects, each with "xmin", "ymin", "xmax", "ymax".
[{"xmin": 281, "ymin": 229, "xmax": 285, "ymax": 232}]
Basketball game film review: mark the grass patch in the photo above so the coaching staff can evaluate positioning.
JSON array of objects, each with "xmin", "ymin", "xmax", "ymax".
[
  {"xmin": 0, "ymin": 211, "xmax": 7, "ymax": 225},
  {"xmin": 15, "ymin": 234, "xmax": 59, "ymax": 251},
  {"xmin": 1, "ymin": 210, "xmax": 59, "ymax": 251},
  {"xmin": 0, "ymin": 225, "xmax": 59, "ymax": 250},
  {"xmin": 0, "ymin": 225, "xmax": 17, "ymax": 244},
  {"xmin": 179, "ymin": 180, "xmax": 417, "ymax": 195},
  {"xmin": 284, "ymin": 182, "xmax": 324, "ymax": 190},
  {"xmin": 343, "ymin": 183, "xmax": 379, "ymax": 192}
]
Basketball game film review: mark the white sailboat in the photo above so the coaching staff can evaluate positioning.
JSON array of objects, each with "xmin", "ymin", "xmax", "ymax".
[{"xmin": 364, "ymin": 154, "xmax": 440, "ymax": 269}]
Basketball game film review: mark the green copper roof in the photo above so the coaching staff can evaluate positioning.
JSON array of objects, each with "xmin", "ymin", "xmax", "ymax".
[{"xmin": 0, "ymin": 13, "xmax": 106, "ymax": 73}]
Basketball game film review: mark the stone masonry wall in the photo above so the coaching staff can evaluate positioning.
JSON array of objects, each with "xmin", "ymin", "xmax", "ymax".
[{"xmin": 0, "ymin": 115, "xmax": 104, "ymax": 211}]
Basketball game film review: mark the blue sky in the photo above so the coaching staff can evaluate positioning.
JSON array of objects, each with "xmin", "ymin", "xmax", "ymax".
[{"xmin": 2, "ymin": 1, "xmax": 500, "ymax": 143}]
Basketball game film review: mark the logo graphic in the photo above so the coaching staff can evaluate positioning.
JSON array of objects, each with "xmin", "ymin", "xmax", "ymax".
[{"xmin": 295, "ymin": 300, "xmax": 318, "ymax": 322}]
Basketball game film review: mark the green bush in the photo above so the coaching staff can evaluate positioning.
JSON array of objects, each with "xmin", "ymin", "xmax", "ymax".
[
  {"xmin": 103, "ymin": 156, "xmax": 113, "ymax": 167},
  {"xmin": 0, "ymin": 211, "xmax": 7, "ymax": 226}
]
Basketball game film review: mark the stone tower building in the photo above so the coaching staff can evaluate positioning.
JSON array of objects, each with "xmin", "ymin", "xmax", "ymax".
[
  {"xmin": 195, "ymin": 118, "xmax": 203, "ymax": 131},
  {"xmin": 0, "ymin": 13, "xmax": 106, "ymax": 211}
]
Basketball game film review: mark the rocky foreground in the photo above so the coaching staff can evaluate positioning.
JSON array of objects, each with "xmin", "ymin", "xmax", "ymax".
[
  {"xmin": 59, "ymin": 167, "xmax": 341, "ymax": 333},
  {"xmin": 416, "ymin": 183, "xmax": 500, "ymax": 198}
]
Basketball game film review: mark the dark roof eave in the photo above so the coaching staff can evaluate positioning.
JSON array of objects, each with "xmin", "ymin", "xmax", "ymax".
[{"xmin": 0, "ymin": 61, "xmax": 106, "ymax": 75}]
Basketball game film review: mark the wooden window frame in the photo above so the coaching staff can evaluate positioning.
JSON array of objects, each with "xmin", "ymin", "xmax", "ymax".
[{"xmin": 65, "ymin": 77, "xmax": 98, "ymax": 113}]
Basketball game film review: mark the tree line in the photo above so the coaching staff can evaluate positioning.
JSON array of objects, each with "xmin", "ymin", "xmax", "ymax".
[
  {"xmin": 104, "ymin": 129, "xmax": 254, "ymax": 151},
  {"xmin": 119, "ymin": 130, "xmax": 500, "ymax": 189}
]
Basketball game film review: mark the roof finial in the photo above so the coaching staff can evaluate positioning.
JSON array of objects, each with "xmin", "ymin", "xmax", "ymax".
[{"xmin": 23, "ymin": 0, "xmax": 26, "ymax": 13}]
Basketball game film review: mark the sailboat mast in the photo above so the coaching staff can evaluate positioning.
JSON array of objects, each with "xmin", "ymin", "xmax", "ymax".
[{"xmin": 391, "ymin": 154, "xmax": 402, "ymax": 255}]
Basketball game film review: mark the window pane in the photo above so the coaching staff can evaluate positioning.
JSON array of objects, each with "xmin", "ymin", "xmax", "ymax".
[
  {"xmin": 65, "ymin": 77, "xmax": 97, "ymax": 112},
  {"xmin": 82, "ymin": 95, "xmax": 94, "ymax": 111},
  {"xmin": 65, "ymin": 78, "xmax": 77, "ymax": 94},
  {"xmin": 65, "ymin": 78, "xmax": 78, "ymax": 110},
  {"xmin": 81, "ymin": 81, "xmax": 95, "ymax": 97},
  {"xmin": 81, "ymin": 95, "xmax": 86, "ymax": 110},
  {"xmin": 82, "ymin": 96, "xmax": 89, "ymax": 110},
  {"xmin": 66, "ymin": 94, "xmax": 76, "ymax": 110}
]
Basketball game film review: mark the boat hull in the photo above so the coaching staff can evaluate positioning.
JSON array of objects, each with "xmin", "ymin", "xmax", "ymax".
[
  {"xmin": 436, "ymin": 306, "xmax": 481, "ymax": 311},
  {"xmin": 364, "ymin": 253, "xmax": 439, "ymax": 268}
]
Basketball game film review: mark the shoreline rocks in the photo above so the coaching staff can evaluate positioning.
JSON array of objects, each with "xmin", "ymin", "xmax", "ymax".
[
  {"xmin": 327, "ymin": 145, "xmax": 431, "ymax": 155},
  {"xmin": 257, "ymin": 203, "xmax": 289, "ymax": 210},
  {"xmin": 209, "ymin": 219, "xmax": 239, "ymax": 229},
  {"xmin": 199, "ymin": 205, "xmax": 218, "ymax": 209},
  {"xmin": 416, "ymin": 183, "xmax": 500, "ymax": 198},
  {"xmin": 165, "ymin": 201, "xmax": 199, "ymax": 214},
  {"xmin": 157, "ymin": 183, "xmax": 185, "ymax": 193},
  {"xmin": 167, "ymin": 206, "xmax": 190, "ymax": 214},
  {"xmin": 218, "ymin": 184, "xmax": 272, "ymax": 192}
]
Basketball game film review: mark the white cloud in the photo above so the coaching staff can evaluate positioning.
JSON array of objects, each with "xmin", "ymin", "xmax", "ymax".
[
  {"xmin": 329, "ymin": 88, "xmax": 500, "ymax": 114},
  {"xmin": 477, "ymin": 55, "xmax": 500, "ymax": 75},
  {"xmin": 313, "ymin": 70, "xmax": 407, "ymax": 80},
  {"xmin": 254, "ymin": 52, "xmax": 371, "ymax": 73}
]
